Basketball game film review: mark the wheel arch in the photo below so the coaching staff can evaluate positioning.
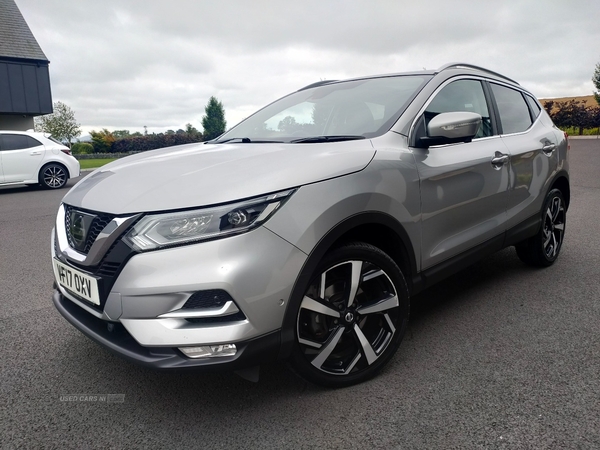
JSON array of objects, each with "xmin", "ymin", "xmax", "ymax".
[
  {"xmin": 550, "ymin": 171, "xmax": 570, "ymax": 210},
  {"xmin": 38, "ymin": 161, "xmax": 70, "ymax": 187},
  {"xmin": 278, "ymin": 211, "xmax": 417, "ymax": 359},
  {"xmin": 39, "ymin": 160, "xmax": 70, "ymax": 178}
]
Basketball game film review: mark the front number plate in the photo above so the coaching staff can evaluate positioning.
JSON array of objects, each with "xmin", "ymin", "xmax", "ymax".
[{"xmin": 53, "ymin": 259, "xmax": 100, "ymax": 305}]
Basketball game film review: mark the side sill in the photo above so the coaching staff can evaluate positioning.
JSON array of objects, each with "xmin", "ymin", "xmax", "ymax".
[
  {"xmin": 410, "ymin": 214, "xmax": 541, "ymax": 295},
  {"xmin": 503, "ymin": 213, "xmax": 541, "ymax": 248},
  {"xmin": 411, "ymin": 234, "xmax": 504, "ymax": 295}
]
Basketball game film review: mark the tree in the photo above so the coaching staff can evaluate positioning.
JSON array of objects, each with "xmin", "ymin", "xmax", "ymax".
[
  {"xmin": 278, "ymin": 115, "xmax": 300, "ymax": 133},
  {"xmin": 545, "ymin": 99, "xmax": 600, "ymax": 135},
  {"xmin": 201, "ymin": 96, "xmax": 226, "ymax": 141},
  {"xmin": 89, "ymin": 128, "xmax": 116, "ymax": 153},
  {"xmin": 112, "ymin": 130, "xmax": 131, "ymax": 139},
  {"xmin": 593, "ymin": 62, "xmax": 600, "ymax": 106},
  {"xmin": 185, "ymin": 123, "xmax": 200, "ymax": 136},
  {"xmin": 70, "ymin": 142, "xmax": 94, "ymax": 155},
  {"xmin": 552, "ymin": 100, "xmax": 591, "ymax": 135},
  {"xmin": 542, "ymin": 100, "xmax": 554, "ymax": 118},
  {"xmin": 34, "ymin": 101, "xmax": 81, "ymax": 147}
]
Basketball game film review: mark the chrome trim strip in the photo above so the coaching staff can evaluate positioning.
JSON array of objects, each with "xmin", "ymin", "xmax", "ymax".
[
  {"xmin": 85, "ymin": 214, "xmax": 140, "ymax": 266},
  {"xmin": 55, "ymin": 204, "xmax": 140, "ymax": 266},
  {"xmin": 56, "ymin": 204, "xmax": 85, "ymax": 263},
  {"xmin": 157, "ymin": 301, "xmax": 240, "ymax": 319}
]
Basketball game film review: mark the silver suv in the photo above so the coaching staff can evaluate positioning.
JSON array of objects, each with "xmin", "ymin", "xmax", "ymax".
[{"xmin": 51, "ymin": 63, "xmax": 569, "ymax": 387}]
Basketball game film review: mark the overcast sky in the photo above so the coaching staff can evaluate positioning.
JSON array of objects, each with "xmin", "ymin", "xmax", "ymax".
[{"xmin": 15, "ymin": 0, "xmax": 600, "ymax": 135}]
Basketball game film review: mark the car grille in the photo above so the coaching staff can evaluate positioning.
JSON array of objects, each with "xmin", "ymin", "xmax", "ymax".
[
  {"xmin": 57, "ymin": 206, "xmax": 138, "ymax": 312},
  {"xmin": 64, "ymin": 204, "xmax": 115, "ymax": 255}
]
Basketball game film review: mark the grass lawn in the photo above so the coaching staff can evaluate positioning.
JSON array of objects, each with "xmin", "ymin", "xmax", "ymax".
[{"xmin": 79, "ymin": 158, "xmax": 117, "ymax": 170}]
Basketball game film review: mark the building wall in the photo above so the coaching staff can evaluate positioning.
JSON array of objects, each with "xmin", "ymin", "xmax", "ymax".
[
  {"xmin": 0, "ymin": 114, "xmax": 34, "ymax": 130},
  {"xmin": 0, "ymin": 59, "xmax": 52, "ymax": 115}
]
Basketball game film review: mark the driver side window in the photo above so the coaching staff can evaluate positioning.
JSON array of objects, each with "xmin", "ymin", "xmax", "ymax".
[{"xmin": 426, "ymin": 80, "xmax": 492, "ymax": 138}]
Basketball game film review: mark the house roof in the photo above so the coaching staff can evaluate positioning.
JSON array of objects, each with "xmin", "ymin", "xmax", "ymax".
[{"xmin": 0, "ymin": 0, "xmax": 48, "ymax": 62}]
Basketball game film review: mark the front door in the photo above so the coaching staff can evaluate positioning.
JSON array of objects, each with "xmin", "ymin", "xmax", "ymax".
[
  {"xmin": 0, "ymin": 134, "xmax": 45, "ymax": 182},
  {"xmin": 412, "ymin": 79, "xmax": 510, "ymax": 269}
]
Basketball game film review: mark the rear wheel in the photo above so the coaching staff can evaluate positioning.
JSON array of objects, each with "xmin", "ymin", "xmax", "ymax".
[
  {"xmin": 516, "ymin": 188, "xmax": 566, "ymax": 267},
  {"xmin": 289, "ymin": 242, "xmax": 409, "ymax": 387},
  {"xmin": 39, "ymin": 163, "xmax": 68, "ymax": 189}
]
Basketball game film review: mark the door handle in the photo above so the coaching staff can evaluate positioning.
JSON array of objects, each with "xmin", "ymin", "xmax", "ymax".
[
  {"xmin": 30, "ymin": 151, "xmax": 42, "ymax": 155},
  {"xmin": 542, "ymin": 143, "xmax": 556, "ymax": 155},
  {"xmin": 491, "ymin": 152, "xmax": 510, "ymax": 169}
]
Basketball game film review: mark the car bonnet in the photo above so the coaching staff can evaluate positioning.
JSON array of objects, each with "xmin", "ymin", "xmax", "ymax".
[{"xmin": 62, "ymin": 140, "xmax": 376, "ymax": 214}]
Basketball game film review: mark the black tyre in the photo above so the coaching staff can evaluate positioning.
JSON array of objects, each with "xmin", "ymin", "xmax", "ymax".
[
  {"xmin": 39, "ymin": 163, "xmax": 68, "ymax": 189},
  {"xmin": 516, "ymin": 188, "xmax": 566, "ymax": 267},
  {"xmin": 289, "ymin": 242, "xmax": 409, "ymax": 388}
]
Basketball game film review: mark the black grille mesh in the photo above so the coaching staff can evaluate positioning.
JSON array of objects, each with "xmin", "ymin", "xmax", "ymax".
[
  {"xmin": 96, "ymin": 261, "xmax": 121, "ymax": 277},
  {"xmin": 64, "ymin": 205, "xmax": 115, "ymax": 254},
  {"xmin": 182, "ymin": 290, "xmax": 233, "ymax": 309}
]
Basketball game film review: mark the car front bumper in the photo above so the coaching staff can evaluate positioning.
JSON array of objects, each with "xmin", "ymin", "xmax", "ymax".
[
  {"xmin": 53, "ymin": 289, "xmax": 281, "ymax": 370},
  {"xmin": 51, "ymin": 226, "xmax": 307, "ymax": 369}
]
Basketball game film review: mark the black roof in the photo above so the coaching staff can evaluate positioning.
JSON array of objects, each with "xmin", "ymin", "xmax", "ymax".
[{"xmin": 0, "ymin": 0, "xmax": 48, "ymax": 62}]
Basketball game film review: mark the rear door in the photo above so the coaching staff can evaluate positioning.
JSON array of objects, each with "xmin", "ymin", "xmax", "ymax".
[
  {"xmin": 0, "ymin": 134, "xmax": 45, "ymax": 182},
  {"xmin": 488, "ymin": 83, "xmax": 560, "ymax": 230},
  {"xmin": 412, "ymin": 78, "xmax": 511, "ymax": 270}
]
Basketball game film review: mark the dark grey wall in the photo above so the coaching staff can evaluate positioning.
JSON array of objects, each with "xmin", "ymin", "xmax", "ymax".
[
  {"xmin": 0, "ymin": 114, "xmax": 34, "ymax": 130},
  {"xmin": 0, "ymin": 59, "xmax": 52, "ymax": 115}
]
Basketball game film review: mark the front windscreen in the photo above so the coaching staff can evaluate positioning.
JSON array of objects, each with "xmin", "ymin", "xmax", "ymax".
[{"xmin": 215, "ymin": 75, "xmax": 431, "ymax": 143}]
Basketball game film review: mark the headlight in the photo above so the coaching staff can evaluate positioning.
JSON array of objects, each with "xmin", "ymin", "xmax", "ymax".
[{"xmin": 123, "ymin": 189, "xmax": 295, "ymax": 251}]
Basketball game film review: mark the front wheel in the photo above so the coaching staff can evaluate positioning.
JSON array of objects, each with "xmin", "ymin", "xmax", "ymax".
[
  {"xmin": 39, "ymin": 163, "xmax": 68, "ymax": 189},
  {"xmin": 516, "ymin": 188, "xmax": 566, "ymax": 267},
  {"xmin": 289, "ymin": 242, "xmax": 409, "ymax": 387}
]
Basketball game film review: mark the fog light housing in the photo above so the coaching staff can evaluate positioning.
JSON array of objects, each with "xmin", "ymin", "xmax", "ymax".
[{"xmin": 179, "ymin": 344, "xmax": 237, "ymax": 359}]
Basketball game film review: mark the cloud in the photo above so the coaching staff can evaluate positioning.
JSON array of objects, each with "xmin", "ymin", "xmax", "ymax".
[{"xmin": 16, "ymin": 0, "xmax": 600, "ymax": 133}]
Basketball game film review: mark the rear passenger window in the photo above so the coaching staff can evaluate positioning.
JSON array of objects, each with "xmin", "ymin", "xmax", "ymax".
[
  {"xmin": 490, "ymin": 84, "xmax": 532, "ymax": 134},
  {"xmin": 0, "ymin": 134, "xmax": 34, "ymax": 151}
]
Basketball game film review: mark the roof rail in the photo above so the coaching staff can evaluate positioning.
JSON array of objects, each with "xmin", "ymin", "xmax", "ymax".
[
  {"xmin": 297, "ymin": 80, "xmax": 338, "ymax": 91},
  {"xmin": 436, "ymin": 63, "xmax": 519, "ymax": 85}
]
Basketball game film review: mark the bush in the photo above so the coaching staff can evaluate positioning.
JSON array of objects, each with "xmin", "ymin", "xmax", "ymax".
[
  {"xmin": 71, "ymin": 142, "xmax": 94, "ymax": 154},
  {"xmin": 111, "ymin": 133, "xmax": 204, "ymax": 153}
]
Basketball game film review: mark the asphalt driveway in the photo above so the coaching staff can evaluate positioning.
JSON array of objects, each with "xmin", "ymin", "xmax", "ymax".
[{"xmin": 1, "ymin": 139, "xmax": 599, "ymax": 449}]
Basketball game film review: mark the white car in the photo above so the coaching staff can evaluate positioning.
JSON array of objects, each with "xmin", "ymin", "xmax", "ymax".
[{"xmin": 0, "ymin": 130, "xmax": 80, "ymax": 189}]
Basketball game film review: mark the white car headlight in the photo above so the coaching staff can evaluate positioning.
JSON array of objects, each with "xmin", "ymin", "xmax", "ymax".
[{"xmin": 123, "ymin": 189, "xmax": 295, "ymax": 251}]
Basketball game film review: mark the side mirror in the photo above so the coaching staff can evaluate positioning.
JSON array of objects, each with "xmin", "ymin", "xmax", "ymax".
[{"xmin": 417, "ymin": 111, "xmax": 482, "ymax": 148}]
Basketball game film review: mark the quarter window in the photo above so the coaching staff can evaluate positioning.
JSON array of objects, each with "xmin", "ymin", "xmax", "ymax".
[
  {"xmin": 490, "ymin": 84, "xmax": 533, "ymax": 134},
  {"xmin": 425, "ymin": 80, "xmax": 492, "ymax": 138},
  {"xmin": 524, "ymin": 94, "xmax": 542, "ymax": 119}
]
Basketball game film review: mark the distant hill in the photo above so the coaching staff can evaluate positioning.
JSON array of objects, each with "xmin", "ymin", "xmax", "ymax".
[{"xmin": 538, "ymin": 95, "xmax": 597, "ymax": 108}]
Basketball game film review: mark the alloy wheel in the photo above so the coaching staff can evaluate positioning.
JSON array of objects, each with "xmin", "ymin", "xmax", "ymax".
[
  {"xmin": 296, "ymin": 259, "xmax": 401, "ymax": 376},
  {"xmin": 42, "ymin": 165, "xmax": 67, "ymax": 189},
  {"xmin": 542, "ymin": 195, "xmax": 565, "ymax": 259}
]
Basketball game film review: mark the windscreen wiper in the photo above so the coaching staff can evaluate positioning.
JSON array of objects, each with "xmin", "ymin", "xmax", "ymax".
[
  {"xmin": 207, "ymin": 137, "xmax": 284, "ymax": 144},
  {"xmin": 290, "ymin": 135, "xmax": 366, "ymax": 143}
]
